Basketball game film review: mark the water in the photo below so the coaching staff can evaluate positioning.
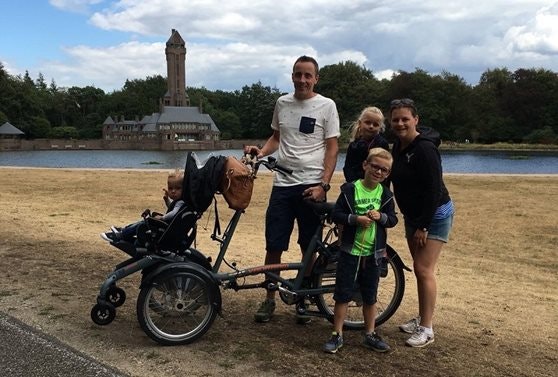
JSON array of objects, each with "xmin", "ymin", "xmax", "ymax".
[{"xmin": 1, "ymin": 149, "xmax": 557, "ymax": 174}]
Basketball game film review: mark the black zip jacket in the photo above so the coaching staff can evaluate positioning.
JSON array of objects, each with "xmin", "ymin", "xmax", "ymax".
[
  {"xmin": 332, "ymin": 181, "xmax": 398, "ymax": 255},
  {"xmin": 390, "ymin": 127, "xmax": 451, "ymax": 230},
  {"xmin": 343, "ymin": 135, "xmax": 390, "ymax": 182}
]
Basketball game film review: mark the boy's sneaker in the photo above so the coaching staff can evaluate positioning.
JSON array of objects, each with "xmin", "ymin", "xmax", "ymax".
[
  {"xmin": 363, "ymin": 332, "xmax": 391, "ymax": 352},
  {"xmin": 406, "ymin": 326, "xmax": 435, "ymax": 348},
  {"xmin": 399, "ymin": 316, "xmax": 421, "ymax": 334},
  {"xmin": 323, "ymin": 332, "xmax": 343, "ymax": 353},
  {"xmin": 254, "ymin": 299, "xmax": 276, "ymax": 323}
]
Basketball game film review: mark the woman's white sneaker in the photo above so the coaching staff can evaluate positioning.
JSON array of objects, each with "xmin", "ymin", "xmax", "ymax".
[
  {"xmin": 399, "ymin": 316, "xmax": 420, "ymax": 334},
  {"xmin": 406, "ymin": 326, "xmax": 434, "ymax": 348}
]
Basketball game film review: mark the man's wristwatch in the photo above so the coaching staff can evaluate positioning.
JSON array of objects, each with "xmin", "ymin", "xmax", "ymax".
[{"xmin": 320, "ymin": 182, "xmax": 331, "ymax": 192}]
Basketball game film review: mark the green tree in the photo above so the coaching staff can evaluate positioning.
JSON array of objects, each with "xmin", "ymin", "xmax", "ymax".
[
  {"xmin": 233, "ymin": 82, "xmax": 281, "ymax": 138},
  {"xmin": 317, "ymin": 61, "xmax": 380, "ymax": 126},
  {"xmin": 49, "ymin": 126, "xmax": 79, "ymax": 139}
]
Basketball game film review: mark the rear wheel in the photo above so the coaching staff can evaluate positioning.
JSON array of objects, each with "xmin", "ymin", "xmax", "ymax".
[
  {"xmin": 137, "ymin": 269, "xmax": 218, "ymax": 345},
  {"xmin": 314, "ymin": 247, "xmax": 405, "ymax": 329}
]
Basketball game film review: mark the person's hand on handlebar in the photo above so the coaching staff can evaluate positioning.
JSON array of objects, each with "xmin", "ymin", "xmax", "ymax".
[
  {"xmin": 302, "ymin": 185, "xmax": 327, "ymax": 202},
  {"xmin": 243, "ymin": 145, "xmax": 264, "ymax": 159}
]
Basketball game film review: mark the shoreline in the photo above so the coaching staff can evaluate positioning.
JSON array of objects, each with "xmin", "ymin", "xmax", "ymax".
[{"xmin": 1, "ymin": 165, "xmax": 556, "ymax": 177}]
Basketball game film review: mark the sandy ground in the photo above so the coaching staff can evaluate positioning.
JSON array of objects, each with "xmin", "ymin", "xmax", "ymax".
[{"xmin": 0, "ymin": 168, "xmax": 557, "ymax": 377}]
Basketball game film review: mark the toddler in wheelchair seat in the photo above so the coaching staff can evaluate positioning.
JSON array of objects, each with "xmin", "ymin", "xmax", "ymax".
[{"xmin": 100, "ymin": 169, "xmax": 186, "ymax": 246}]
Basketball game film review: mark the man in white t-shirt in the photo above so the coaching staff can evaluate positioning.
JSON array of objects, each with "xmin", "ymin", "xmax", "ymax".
[{"xmin": 244, "ymin": 55, "xmax": 340, "ymax": 323}]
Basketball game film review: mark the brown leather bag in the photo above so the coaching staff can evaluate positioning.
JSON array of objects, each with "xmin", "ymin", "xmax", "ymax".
[{"xmin": 219, "ymin": 156, "xmax": 255, "ymax": 210}]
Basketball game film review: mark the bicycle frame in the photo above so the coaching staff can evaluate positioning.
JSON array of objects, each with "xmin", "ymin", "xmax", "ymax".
[{"xmin": 208, "ymin": 203, "xmax": 336, "ymax": 303}]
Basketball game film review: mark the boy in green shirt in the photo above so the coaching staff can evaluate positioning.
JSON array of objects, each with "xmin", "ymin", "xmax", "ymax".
[{"xmin": 324, "ymin": 148, "xmax": 398, "ymax": 353}]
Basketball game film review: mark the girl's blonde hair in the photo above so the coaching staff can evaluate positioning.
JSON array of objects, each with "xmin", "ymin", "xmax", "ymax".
[{"xmin": 349, "ymin": 106, "xmax": 385, "ymax": 141}]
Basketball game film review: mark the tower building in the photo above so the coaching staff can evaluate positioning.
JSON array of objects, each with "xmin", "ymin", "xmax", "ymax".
[{"xmin": 163, "ymin": 29, "xmax": 190, "ymax": 106}]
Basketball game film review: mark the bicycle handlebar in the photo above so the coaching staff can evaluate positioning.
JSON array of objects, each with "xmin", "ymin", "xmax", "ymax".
[
  {"xmin": 260, "ymin": 156, "xmax": 293, "ymax": 175},
  {"xmin": 243, "ymin": 154, "xmax": 293, "ymax": 176}
]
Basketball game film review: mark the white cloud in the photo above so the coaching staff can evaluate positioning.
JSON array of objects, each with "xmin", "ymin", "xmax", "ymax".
[
  {"xmin": 42, "ymin": 42, "xmax": 166, "ymax": 90},
  {"xmin": 12, "ymin": 0, "xmax": 558, "ymax": 92},
  {"xmin": 49, "ymin": 0, "xmax": 103, "ymax": 13},
  {"xmin": 505, "ymin": 3, "xmax": 558, "ymax": 55}
]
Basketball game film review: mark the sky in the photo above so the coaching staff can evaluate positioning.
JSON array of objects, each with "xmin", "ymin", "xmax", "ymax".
[{"xmin": 1, "ymin": 0, "xmax": 557, "ymax": 93}]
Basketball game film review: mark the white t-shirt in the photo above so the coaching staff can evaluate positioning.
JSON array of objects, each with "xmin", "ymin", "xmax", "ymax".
[{"xmin": 271, "ymin": 93, "xmax": 340, "ymax": 186}]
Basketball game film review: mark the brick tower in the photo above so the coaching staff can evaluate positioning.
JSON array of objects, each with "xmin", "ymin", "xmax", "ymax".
[{"xmin": 164, "ymin": 29, "xmax": 189, "ymax": 107}]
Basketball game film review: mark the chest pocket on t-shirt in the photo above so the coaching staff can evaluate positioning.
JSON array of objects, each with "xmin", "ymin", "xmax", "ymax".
[{"xmin": 299, "ymin": 116, "xmax": 316, "ymax": 134}]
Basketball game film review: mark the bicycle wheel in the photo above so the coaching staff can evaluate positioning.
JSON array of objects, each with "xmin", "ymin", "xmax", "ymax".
[
  {"xmin": 314, "ymin": 246, "xmax": 405, "ymax": 330},
  {"xmin": 137, "ymin": 268, "xmax": 218, "ymax": 345}
]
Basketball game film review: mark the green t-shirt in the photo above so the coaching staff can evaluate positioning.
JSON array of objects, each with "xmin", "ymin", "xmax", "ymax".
[{"xmin": 350, "ymin": 180, "xmax": 383, "ymax": 256}]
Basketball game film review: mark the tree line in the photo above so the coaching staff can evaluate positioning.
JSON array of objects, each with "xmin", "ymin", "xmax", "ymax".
[{"xmin": 1, "ymin": 61, "xmax": 557, "ymax": 144}]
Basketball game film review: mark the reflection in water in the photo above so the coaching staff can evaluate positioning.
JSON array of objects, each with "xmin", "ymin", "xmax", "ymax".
[{"xmin": 1, "ymin": 149, "xmax": 557, "ymax": 174}]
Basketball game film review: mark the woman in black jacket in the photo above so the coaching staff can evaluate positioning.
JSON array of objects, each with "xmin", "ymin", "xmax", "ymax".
[{"xmin": 389, "ymin": 98, "xmax": 455, "ymax": 348}]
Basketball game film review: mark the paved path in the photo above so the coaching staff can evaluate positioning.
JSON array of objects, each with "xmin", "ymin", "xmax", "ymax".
[{"xmin": 0, "ymin": 311, "xmax": 128, "ymax": 377}]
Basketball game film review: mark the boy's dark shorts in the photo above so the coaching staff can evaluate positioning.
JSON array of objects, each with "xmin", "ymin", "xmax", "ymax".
[
  {"xmin": 333, "ymin": 252, "xmax": 379, "ymax": 305},
  {"xmin": 265, "ymin": 184, "xmax": 322, "ymax": 253}
]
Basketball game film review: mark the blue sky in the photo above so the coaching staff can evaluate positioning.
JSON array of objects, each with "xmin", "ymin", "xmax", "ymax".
[{"xmin": 1, "ymin": 0, "xmax": 557, "ymax": 93}]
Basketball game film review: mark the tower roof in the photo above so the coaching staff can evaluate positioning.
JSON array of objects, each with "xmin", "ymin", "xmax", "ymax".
[{"xmin": 166, "ymin": 29, "xmax": 185, "ymax": 47}]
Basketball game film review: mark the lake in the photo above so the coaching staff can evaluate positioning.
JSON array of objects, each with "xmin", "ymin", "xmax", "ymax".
[{"xmin": 0, "ymin": 149, "xmax": 557, "ymax": 174}]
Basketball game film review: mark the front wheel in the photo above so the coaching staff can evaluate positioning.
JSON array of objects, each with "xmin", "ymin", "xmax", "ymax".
[
  {"xmin": 313, "ymin": 246, "xmax": 406, "ymax": 330},
  {"xmin": 137, "ymin": 269, "xmax": 218, "ymax": 345},
  {"xmin": 91, "ymin": 303, "xmax": 116, "ymax": 325}
]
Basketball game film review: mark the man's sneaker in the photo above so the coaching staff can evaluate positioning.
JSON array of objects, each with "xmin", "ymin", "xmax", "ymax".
[
  {"xmin": 363, "ymin": 332, "xmax": 391, "ymax": 352},
  {"xmin": 323, "ymin": 332, "xmax": 343, "ymax": 353},
  {"xmin": 406, "ymin": 326, "xmax": 435, "ymax": 348},
  {"xmin": 254, "ymin": 299, "xmax": 276, "ymax": 323},
  {"xmin": 399, "ymin": 316, "xmax": 421, "ymax": 334}
]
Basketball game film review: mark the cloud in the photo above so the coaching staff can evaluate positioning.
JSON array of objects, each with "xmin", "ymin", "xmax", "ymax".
[
  {"xmin": 505, "ymin": 3, "xmax": 558, "ymax": 55},
  {"xmin": 12, "ymin": 0, "xmax": 557, "ymax": 92},
  {"xmin": 41, "ymin": 41, "xmax": 166, "ymax": 91},
  {"xmin": 49, "ymin": 0, "xmax": 103, "ymax": 13}
]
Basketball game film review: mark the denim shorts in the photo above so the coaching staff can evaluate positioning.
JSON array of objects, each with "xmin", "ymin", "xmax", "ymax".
[
  {"xmin": 333, "ymin": 252, "xmax": 379, "ymax": 305},
  {"xmin": 265, "ymin": 184, "xmax": 322, "ymax": 252},
  {"xmin": 404, "ymin": 212, "xmax": 454, "ymax": 243}
]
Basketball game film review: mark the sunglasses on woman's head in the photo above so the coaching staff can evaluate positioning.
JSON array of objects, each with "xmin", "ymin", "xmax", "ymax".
[{"xmin": 390, "ymin": 98, "xmax": 416, "ymax": 110}]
